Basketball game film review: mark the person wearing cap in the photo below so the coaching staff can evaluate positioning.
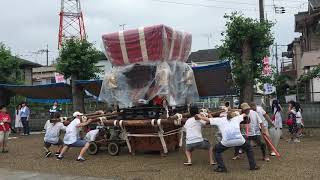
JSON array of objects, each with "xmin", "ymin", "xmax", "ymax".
[
  {"xmin": 196, "ymin": 111, "xmax": 259, "ymax": 172},
  {"xmin": 241, "ymin": 103, "xmax": 270, "ymax": 162},
  {"xmin": 57, "ymin": 111, "xmax": 90, "ymax": 161}
]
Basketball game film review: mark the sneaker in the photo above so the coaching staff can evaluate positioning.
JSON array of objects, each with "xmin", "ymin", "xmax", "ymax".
[
  {"xmin": 293, "ymin": 139, "xmax": 300, "ymax": 143},
  {"xmin": 56, "ymin": 155, "xmax": 64, "ymax": 160},
  {"xmin": 270, "ymin": 152, "xmax": 276, "ymax": 156},
  {"xmin": 214, "ymin": 167, "xmax": 227, "ymax": 173},
  {"xmin": 45, "ymin": 151, "xmax": 52, "ymax": 158},
  {"xmin": 250, "ymin": 166, "xmax": 260, "ymax": 171},
  {"xmin": 183, "ymin": 162, "xmax": 192, "ymax": 166},
  {"xmin": 239, "ymin": 149, "xmax": 243, "ymax": 154},
  {"xmin": 55, "ymin": 152, "xmax": 60, "ymax": 157},
  {"xmin": 76, "ymin": 157, "xmax": 86, "ymax": 162},
  {"xmin": 263, "ymin": 157, "xmax": 270, "ymax": 162},
  {"xmin": 232, "ymin": 155, "xmax": 241, "ymax": 160}
]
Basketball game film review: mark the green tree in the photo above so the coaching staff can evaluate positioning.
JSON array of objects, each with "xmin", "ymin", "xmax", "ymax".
[
  {"xmin": 0, "ymin": 42, "xmax": 21, "ymax": 84},
  {"xmin": 0, "ymin": 42, "xmax": 21, "ymax": 106},
  {"xmin": 56, "ymin": 38, "xmax": 102, "ymax": 112},
  {"xmin": 219, "ymin": 13, "xmax": 274, "ymax": 103}
]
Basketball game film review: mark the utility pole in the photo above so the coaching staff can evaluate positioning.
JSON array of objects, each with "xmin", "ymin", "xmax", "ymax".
[
  {"xmin": 275, "ymin": 43, "xmax": 279, "ymax": 74},
  {"xmin": 259, "ymin": 0, "xmax": 264, "ymax": 22},
  {"xmin": 37, "ymin": 45, "xmax": 50, "ymax": 66},
  {"xmin": 119, "ymin": 24, "xmax": 126, "ymax": 30}
]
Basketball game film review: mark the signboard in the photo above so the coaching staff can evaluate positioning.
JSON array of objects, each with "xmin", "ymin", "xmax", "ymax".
[
  {"xmin": 262, "ymin": 56, "xmax": 276, "ymax": 95},
  {"xmin": 54, "ymin": 73, "xmax": 66, "ymax": 83},
  {"xmin": 285, "ymin": 94, "xmax": 297, "ymax": 103}
]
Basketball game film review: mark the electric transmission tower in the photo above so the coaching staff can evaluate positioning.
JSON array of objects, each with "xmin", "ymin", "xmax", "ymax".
[{"xmin": 58, "ymin": 0, "xmax": 86, "ymax": 48}]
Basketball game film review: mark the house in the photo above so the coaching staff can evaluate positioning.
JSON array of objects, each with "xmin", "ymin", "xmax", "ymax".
[
  {"xmin": 187, "ymin": 49, "xmax": 223, "ymax": 66},
  {"xmin": 32, "ymin": 59, "xmax": 112, "ymax": 85},
  {"xmin": 282, "ymin": 0, "xmax": 320, "ymax": 102},
  {"xmin": 19, "ymin": 58, "xmax": 42, "ymax": 85}
]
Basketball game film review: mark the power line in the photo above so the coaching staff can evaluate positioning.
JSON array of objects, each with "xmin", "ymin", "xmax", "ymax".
[{"xmin": 150, "ymin": 0, "xmax": 266, "ymax": 11}]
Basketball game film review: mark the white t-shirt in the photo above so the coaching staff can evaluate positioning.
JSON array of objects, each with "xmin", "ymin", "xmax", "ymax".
[
  {"xmin": 248, "ymin": 110, "xmax": 263, "ymax": 136},
  {"xmin": 44, "ymin": 122, "xmax": 66, "ymax": 144},
  {"xmin": 85, "ymin": 129, "xmax": 99, "ymax": 142},
  {"xmin": 209, "ymin": 115, "xmax": 245, "ymax": 147},
  {"xmin": 63, "ymin": 118, "xmax": 81, "ymax": 145},
  {"xmin": 184, "ymin": 117, "xmax": 207, "ymax": 144},
  {"xmin": 296, "ymin": 111, "xmax": 302, "ymax": 124},
  {"xmin": 256, "ymin": 106, "xmax": 268, "ymax": 128}
]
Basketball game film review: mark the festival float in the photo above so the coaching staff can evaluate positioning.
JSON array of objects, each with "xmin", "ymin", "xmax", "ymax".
[{"xmin": 96, "ymin": 24, "xmax": 199, "ymax": 155}]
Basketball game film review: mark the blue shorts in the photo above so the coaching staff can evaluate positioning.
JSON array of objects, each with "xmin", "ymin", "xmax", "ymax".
[{"xmin": 67, "ymin": 140, "xmax": 87, "ymax": 147}]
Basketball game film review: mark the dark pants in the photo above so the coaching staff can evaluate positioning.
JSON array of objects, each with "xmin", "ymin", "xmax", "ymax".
[
  {"xmin": 247, "ymin": 135, "xmax": 266, "ymax": 158},
  {"xmin": 215, "ymin": 141, "xmax": 256, "ymax": 169},
  {"xmin": 21, "ymin": 117, "xmax": 30, "ymax": 135}
]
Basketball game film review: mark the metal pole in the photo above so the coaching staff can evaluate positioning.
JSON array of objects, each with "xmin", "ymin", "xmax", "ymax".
[
  {"xmin": 46, "ymin": 44, "xmax": 49, "ymax": 66},
  {"xmin": 259, "ymin": 0, "xmax": 265, "ymax": 22},
  {"xmin": 275, "ymin": 43, "xmax": 279, "ymax": 74}
]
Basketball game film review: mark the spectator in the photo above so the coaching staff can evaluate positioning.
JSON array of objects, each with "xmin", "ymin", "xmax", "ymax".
[
  {"xmin": 14, "ymin": 104, "xmax": 23, "ymax": 134},
  {"xmin": 49, "ymin": 101, "xmax": 62, "ymax": 118},
  {"xmin": 57, "ymin": 111, "xmax": 91, "ymax": 162},
  {"xmin": 0, "ymin": 105, "xmax": 12, "ymax": 153},
  {"xmin": 20, "ymin": 102, "xmax": 30, "ymax": 135},
  {"xmin": 183, "ymin": 106, "xmax": 215, "ymax": 166},
  {"xmin": 269, "ymin": 99, "xmax": 283, "ymax": 156},
  {"xmin": 196, "ymin": 110, "xmax": 259, "ymax": 172},
  {"xmin": 288, "ymin": 101, "xmax": 299, "ymax": 143},
  {"xmin": 295, "ymin": 102, "xmax": 304, "ymax": 138}
]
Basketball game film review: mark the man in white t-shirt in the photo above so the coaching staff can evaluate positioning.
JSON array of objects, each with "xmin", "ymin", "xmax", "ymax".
[
  {"xmin": 43, "ymin": 112, "xmax": 66, "ymax": 158},
  {"xmin": 183, "ymin": 106, "xmax": 215, "ymax": 166},
  {"xmin": 57, "ymin": 111, "xmax": 91, "ymax": 162},
  {"xmin": 250, "ymin": 102, "xmax": 274, "ymax": 136},
  {"xmin": 241, "ymin": 103, "xmax": 269, "ymax": 162},
  {"xmin": 196, "ymin": 111, "xmax": 259, "ymax": 172}
]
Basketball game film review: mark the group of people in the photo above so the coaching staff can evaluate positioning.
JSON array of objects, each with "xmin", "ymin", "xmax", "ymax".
[
  {"xmin": 43, "ymin": 111, "xmax": 93, "ymax": 161},
  {"xmin": 14, "ymin": 102, "xmax": 31, "ymax": 135},
  {"xmin": 182, "ymin": 100, "xmax": 303, "ymax": 173}
]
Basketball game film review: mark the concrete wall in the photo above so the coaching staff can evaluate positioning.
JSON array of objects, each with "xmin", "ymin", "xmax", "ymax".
[{"xmin": 23, "ymin": 68, "xmax": 33, "ymax": 85}]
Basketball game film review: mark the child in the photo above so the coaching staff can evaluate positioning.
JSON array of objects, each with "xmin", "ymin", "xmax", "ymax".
[
  {"xmin": 295, "ymin": 102, "xmax": 303, "ymax": 138},
  {"xmin": 0, "ymin": 105, "xmax": 12, "ymax": 153},
  {"xmin": 43, "ymin": 112, "xmax": 66, "ymax": 157},
  {"xmin": 183, "ymin": 106, "xmax": 215, "ymax": 166},
  {"xmin": 288, "ymin": 101, "xmax": 299, "ymax": 143}
]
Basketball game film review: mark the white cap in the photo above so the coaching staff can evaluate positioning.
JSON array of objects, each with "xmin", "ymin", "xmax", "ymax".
[{"xmin": 73, "ymin": 111, "xmax": 83, "ymax": 117}]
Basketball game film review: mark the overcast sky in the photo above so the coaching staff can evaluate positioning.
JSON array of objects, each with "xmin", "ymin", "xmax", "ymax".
[{"xmin": 0, "ymin": 0, "xmax": 307, "ymax": 65}]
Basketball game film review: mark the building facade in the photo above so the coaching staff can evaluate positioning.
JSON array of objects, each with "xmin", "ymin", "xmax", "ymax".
[{"xmin": 283, "ymin": 1, "xmax": 320, "ymax": 102}]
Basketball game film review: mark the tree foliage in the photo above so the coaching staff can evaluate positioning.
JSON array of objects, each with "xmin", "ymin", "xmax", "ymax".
[
  {"xmin": 219, "ymin": 13, "xmax": 274, "ymax": 97},
  {"xmin": 0, "ymin": 42, "xmax": 21, "ymax": 84},
  {"xmin": 298, "ymin": 65, "xmax": 320, "ymax": 83},
  {"xmin": 56, "ymin": 38, "xmax": 102, "ymax": 80}
]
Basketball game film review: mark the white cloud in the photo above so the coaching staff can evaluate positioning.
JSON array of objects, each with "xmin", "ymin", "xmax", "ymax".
[{"xmin": 0, "ymin": 0, "xmax": 306, "ymax": 65}]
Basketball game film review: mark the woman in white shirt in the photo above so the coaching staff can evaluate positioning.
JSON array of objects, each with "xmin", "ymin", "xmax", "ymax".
[
  {"xmin": 269, "ymin": 100, "xmax": 282, "ymax": 156},
  {"xmin": 14, "ymin": 104, "xmax": 23, "ymax": 133}
]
